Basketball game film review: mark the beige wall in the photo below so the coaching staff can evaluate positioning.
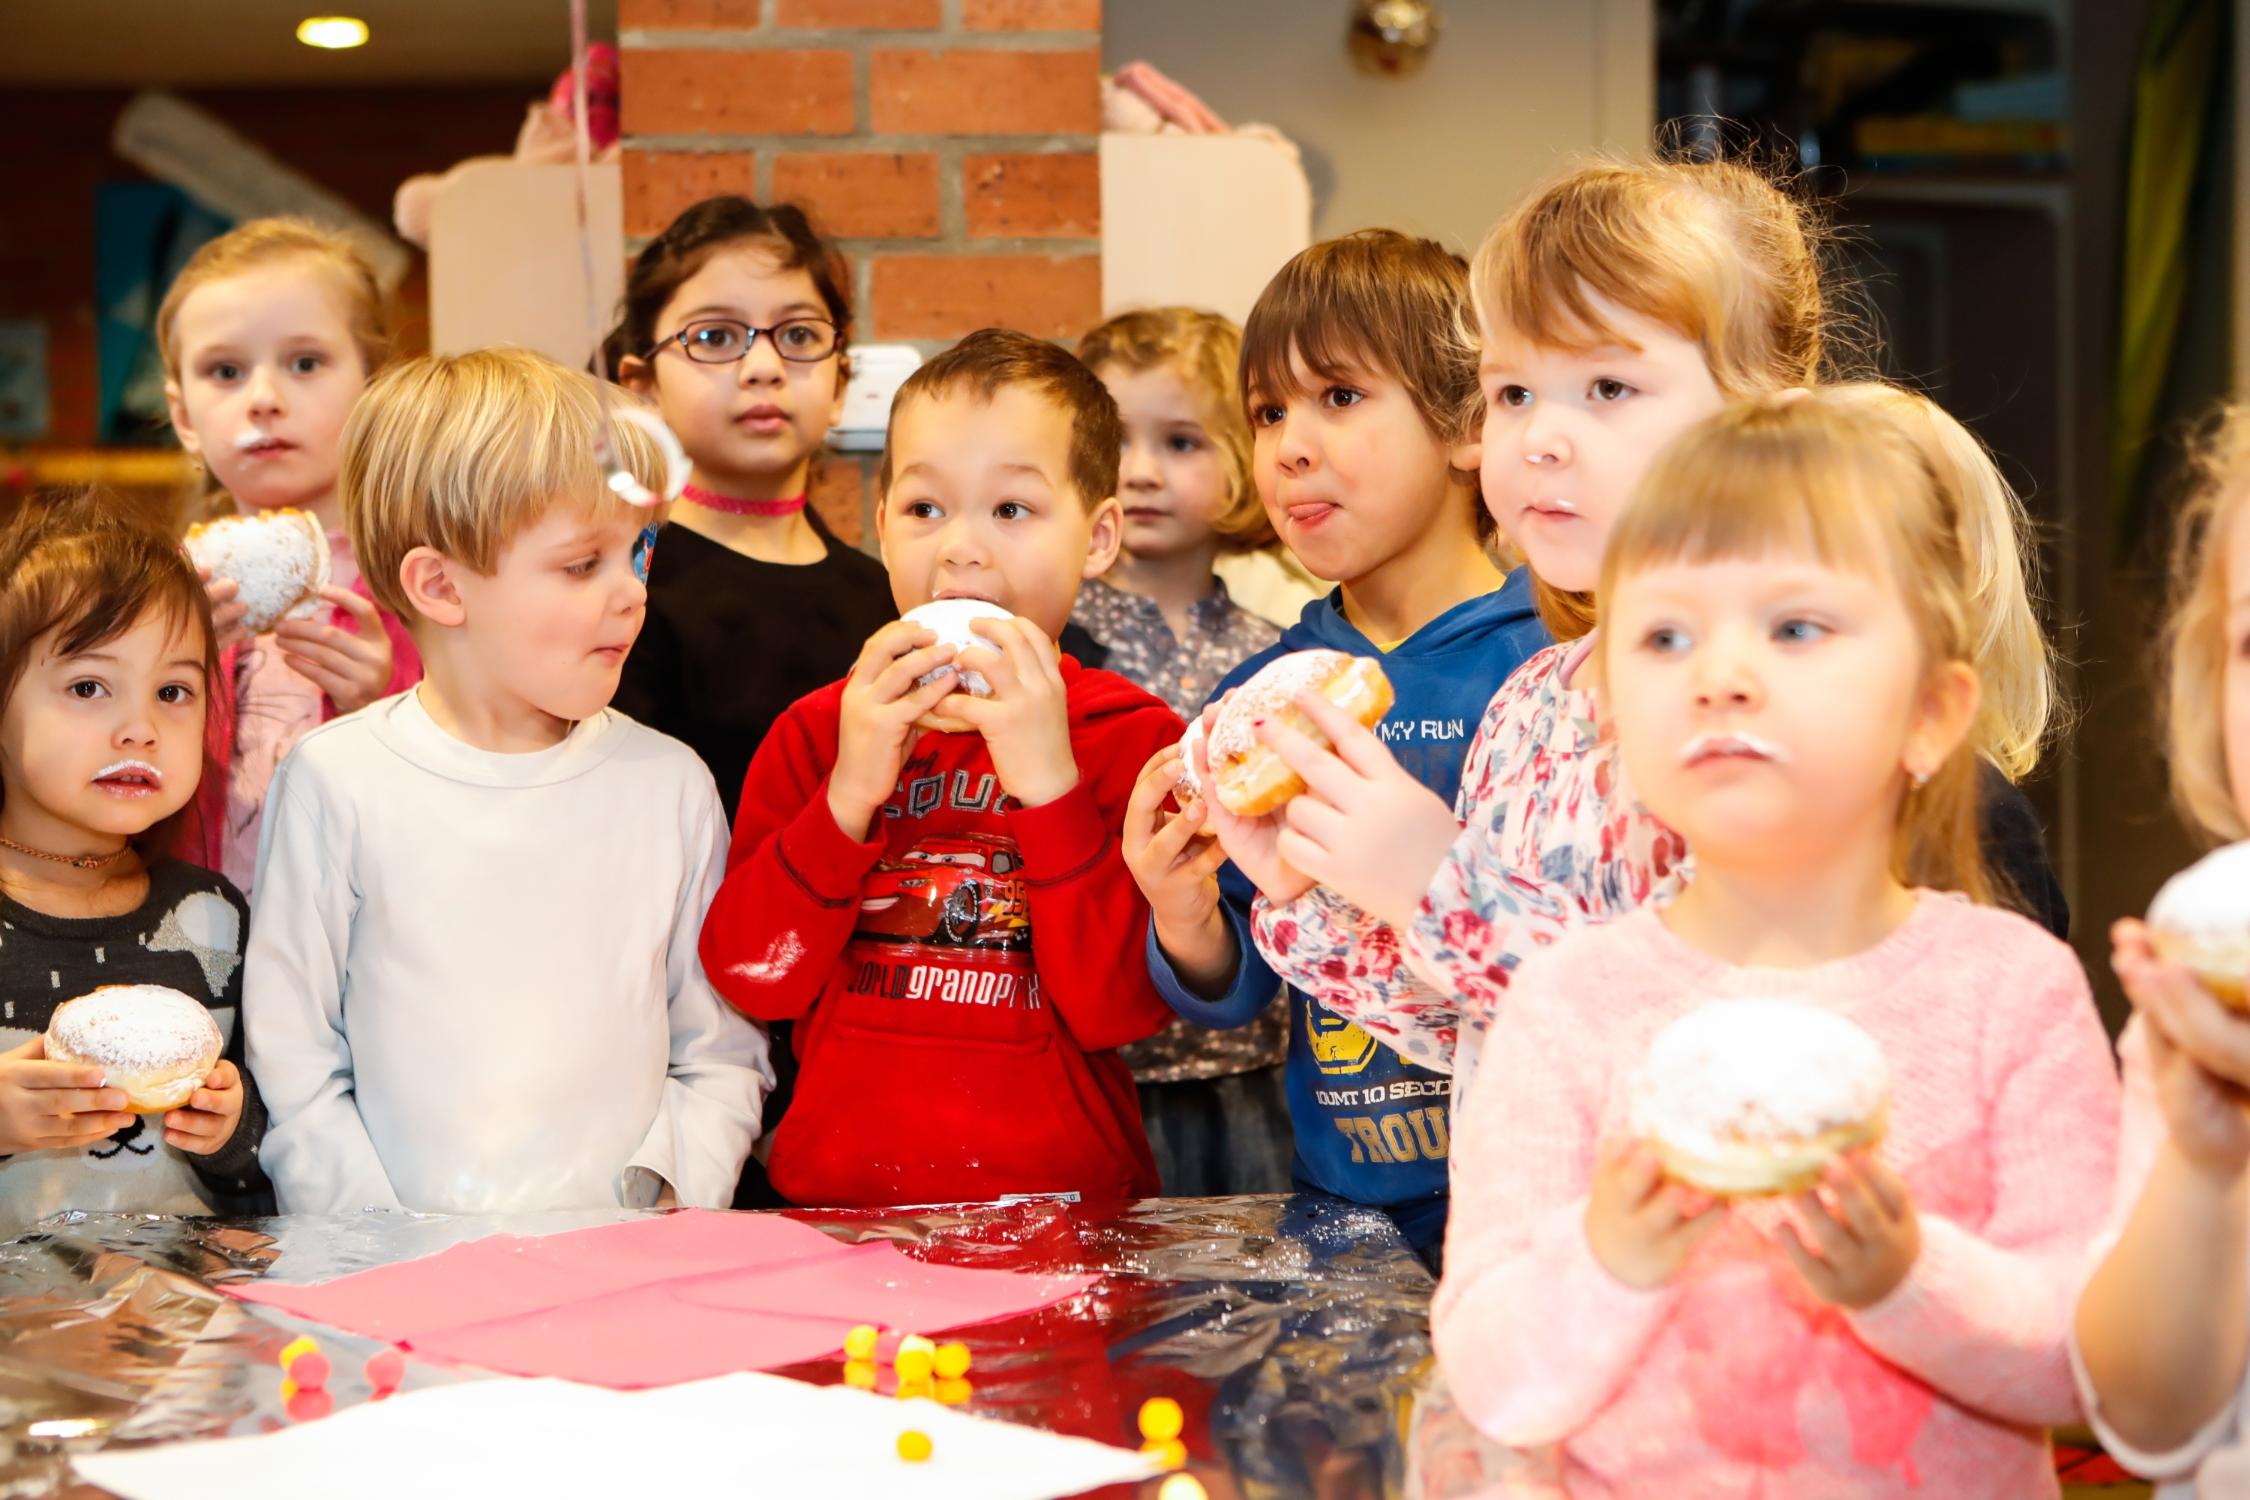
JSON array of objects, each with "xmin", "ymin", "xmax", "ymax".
[{"xmin": 1102, "ymin": 0, "xmax": 1653, "ymax": 255}]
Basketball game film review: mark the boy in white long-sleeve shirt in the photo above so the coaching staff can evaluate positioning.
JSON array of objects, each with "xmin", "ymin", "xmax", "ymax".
[{"xmin": 244, "ymin": 348, "xmax": 770, "ymax": 1214}]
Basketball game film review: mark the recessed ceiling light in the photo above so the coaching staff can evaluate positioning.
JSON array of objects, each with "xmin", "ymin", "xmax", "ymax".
[{"xmin": 296, "ymin": 16, "xmax": 369, "ymax": 49}]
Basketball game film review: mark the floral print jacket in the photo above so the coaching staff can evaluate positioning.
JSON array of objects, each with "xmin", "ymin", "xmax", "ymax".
[{"xmin": 1247, "ymin": 636, "xmax": 1690, "ymax": 1077}]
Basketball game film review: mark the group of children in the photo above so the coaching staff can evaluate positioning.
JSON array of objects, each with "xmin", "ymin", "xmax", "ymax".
[{"xmin": 0, "ymin": 144, "xmax": 2245, "ymax": 1494}]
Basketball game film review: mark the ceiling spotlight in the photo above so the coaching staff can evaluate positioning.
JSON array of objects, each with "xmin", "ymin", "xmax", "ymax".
[{"xmin": 296, "ymin": 16, "xmax": 370, "ymax": 49}]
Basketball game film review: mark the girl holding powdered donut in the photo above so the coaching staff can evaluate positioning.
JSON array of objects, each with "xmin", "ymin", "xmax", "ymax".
[
  {"xmin": 0, "ymin": 492, "xmax": 266, "ymax": 1237},
  {"xmin": 1433, "ymin": 391, "xmax": 2118, "ymax": 1497}
]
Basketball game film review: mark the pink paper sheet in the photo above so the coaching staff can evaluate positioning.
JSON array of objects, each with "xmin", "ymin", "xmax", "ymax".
[{"xmin": 228, "ymin": 1212, "xmax": 1095, "ymax": 1388}]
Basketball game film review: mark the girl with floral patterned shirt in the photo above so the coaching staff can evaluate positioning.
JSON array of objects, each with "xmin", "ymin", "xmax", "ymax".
[{"xmin": 1202, "ymin": 160, "xmax": 2064, "ymax": 1098}]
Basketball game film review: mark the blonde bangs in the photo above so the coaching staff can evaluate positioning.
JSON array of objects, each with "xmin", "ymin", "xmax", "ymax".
[
  {"xmin": 1080, "ymin": 307, "xmax": 1268, "ymax": 548},
  {"xmin": 1602, "ymin": 407, "xmax": 1913, "ymax": 597},
  {"xmin": 343, "ymin": 349, "xmax": 666, "ymax": 621}
]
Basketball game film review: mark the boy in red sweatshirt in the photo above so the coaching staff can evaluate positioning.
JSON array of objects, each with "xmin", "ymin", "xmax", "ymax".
[{"xmin": 700, "ymin": 329, "xmax": 1181, "ymax": 1208}]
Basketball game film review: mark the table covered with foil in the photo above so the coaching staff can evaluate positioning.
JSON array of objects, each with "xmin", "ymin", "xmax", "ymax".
[{"xmin": 0, "ymin": 1194, "xmax": 1453, "ymax": 1499}]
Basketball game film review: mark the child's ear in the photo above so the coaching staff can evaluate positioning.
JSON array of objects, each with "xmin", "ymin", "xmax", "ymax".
[
  {"xmin": 1904, "ymin": 660, "xmax": 1981, "ymax": 785},
  {"xmin": 1082, "ymin": 495, "xmax": 1124, "ymax": 579},
  {"xmin": 615, "ymin": 354, "xmax": 655, "ymax": 399},
  {"xmin": 165, "ymin": 381, "xmax": 202, "ymax": 460},
  {"xmin": 1449, "ymin": 435, "xmax": 1483, "ymax": 476},
  {"xmin": 399, "ymin": 547, "xmax": 467, "ymax": 628}
]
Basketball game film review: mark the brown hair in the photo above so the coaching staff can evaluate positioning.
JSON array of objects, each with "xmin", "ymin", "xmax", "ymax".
[
  {"xmin": 877, "ymin": 329, "xmax": 1121, "ymax": 509},
  {"xmin": 343, "ymin": 348, "xmax": 669, "ymax": 623},
  {"xmin": 1598, "ymin": 391, "xmax": 1996, "ymax": 905},
  {"xmin": 156, "ymin": 217, "xmax": 394, "ymax": 383},
  {"xmin": 603, "ymin": 196, "xmax": 850, "ymax": 380},
  {"xmin": 1475, "ymin": 155, "xmax": 1840, "ymax": 638},
  {"xmin": 2161, "ymin": 405, "xmax": 2250, "ymax": 843},
  {"xmin": 1078, "ymin": 307, "xmax": 1270, "ymax": 548},
  {"xmin": 1240, "ymin": 230, "xmax": 1486, "ymax": 537},
  {"xmin": 0, "ymin": 489, "xmax": 216, "ymax": 858}
]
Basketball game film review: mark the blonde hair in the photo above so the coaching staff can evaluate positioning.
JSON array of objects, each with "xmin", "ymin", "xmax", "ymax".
[
  {"xmin": 1473, "ymin": 155, "xmax": 1838, "ymax": 638},
  {"xmin": 155, "ymin": 217, "xmax": 394, "ymax": 382},
  {"xmin": 1599, "ymin": 390, "xmax": 1995, "ymax": 905},
  {"xmin": 342, "ymin": 348, "xmax": 667, "ymax": 623},
  {"xmin": 1078, "ymin": 307, "xmax": 1270, "ymax": 548},
  {"xmin": 2163, "ymin": 406, "xmax": 2250, "ymax": 842},
  {"xmin": 1815, "ymin": 383, "xmax": 2056, "ymax": 780}
]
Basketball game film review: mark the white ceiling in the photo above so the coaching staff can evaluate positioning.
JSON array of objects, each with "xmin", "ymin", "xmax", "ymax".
[{"xmin": 0, "ymin": 0, "xmax": 619, "ymax": 86}]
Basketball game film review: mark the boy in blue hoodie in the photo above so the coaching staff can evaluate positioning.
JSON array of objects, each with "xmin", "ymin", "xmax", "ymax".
[{"xmin": 1121, "ymin": 231, "xmax": 1550, "ymax": 1261}]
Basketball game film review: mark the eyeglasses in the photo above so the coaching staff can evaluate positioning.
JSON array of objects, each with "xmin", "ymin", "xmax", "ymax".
[{"xmin": 649, "ymin": 317, "xmax": 840, "ymax": 365}]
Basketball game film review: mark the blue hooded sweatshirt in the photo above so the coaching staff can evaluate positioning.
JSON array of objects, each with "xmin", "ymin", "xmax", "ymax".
[{"xmin": 1146, "ymin": 568, "xmax": 1552, "ymax": 1250}]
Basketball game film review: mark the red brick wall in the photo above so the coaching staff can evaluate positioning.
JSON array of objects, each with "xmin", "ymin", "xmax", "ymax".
[{"xmin": 618, "ymin": 0, "xmax": 1103, "ymax": 543}]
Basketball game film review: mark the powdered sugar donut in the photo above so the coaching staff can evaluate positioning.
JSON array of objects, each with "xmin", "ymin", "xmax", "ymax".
[
  {"xmin": 45, "ymin": 985, "xmax": 222, "ymax": 1114},
  {"xmin": 1175, "ymin": 715, "xmax": 1208, "ymax": 801},
  {"xmin": 1204, "ymin": 649, "xmax": 1394, "ymax": 816},
  {"xmin": 1629, "ymin": 1000, "xmax": 1891, "ymax": 1197},
  {"xmin": 184, "ymin": 510, "xmax": 331, "ymax": 634},
  {"xmin": 2148, "ymin": 840, "xmax": 2250, "ymax": 1009},
  {"xmin": 903, "ymin": 599, "xmax": 1012, "ymax": 697}
]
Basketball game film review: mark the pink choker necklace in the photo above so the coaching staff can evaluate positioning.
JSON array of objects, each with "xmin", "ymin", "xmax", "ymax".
[{"xmin": 680, "ymin": 484, "xmax": 807, "ymax": 517}]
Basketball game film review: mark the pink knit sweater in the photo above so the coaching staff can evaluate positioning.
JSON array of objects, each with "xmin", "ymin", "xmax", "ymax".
[{"xmin": 1435, "ymin": 894, "xmax": 2121, "ymax": 1499}]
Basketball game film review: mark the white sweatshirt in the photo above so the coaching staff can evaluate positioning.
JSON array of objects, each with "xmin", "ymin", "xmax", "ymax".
[{"xmin": 244, "ymin": 689, "xmax": 771, "ymax": 1215}]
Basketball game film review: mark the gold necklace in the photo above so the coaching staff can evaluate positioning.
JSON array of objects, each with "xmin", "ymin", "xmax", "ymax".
[{"xmin": 0, "ymin": 833, "xmax": 131, "ymax": 872}]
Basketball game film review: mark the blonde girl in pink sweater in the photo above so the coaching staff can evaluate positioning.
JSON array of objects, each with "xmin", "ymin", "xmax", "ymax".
[
  {"xmin": 2073, "ymin": 408, "xmax": 2250, "ymax": 1494},
  {"xmin": 1433, "ymin": 391, "xmax": 2119, "ymax": 1498}
]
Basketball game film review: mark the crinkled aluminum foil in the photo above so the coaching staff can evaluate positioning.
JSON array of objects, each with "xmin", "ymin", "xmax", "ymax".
[{"xmin": 0, "ymin": 1195, "xmax": 1439, "ymax": 1499}]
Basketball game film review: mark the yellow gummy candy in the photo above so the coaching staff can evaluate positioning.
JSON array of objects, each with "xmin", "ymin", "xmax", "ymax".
[
  {"xmin": 933, "ymin": 1342, "xmax": 971, "ymax": 1380},
  {"xmin": 1139, "ymin": 1396, "xmax": 1185, "ymax": 1442},
  {"xmin": 894, "ymin": 1346, "xmax": 935, "ymax": 1384},
  {"xmin": 1143, "ymin": 1438, "xmax": 1187, "ymax": 1470},
  {"xmin": 843, "ymin": 1359, "xmax": 879, "ymax": 1391},
  {"xmin": 896, "ymin": 1333, "xmax": 935, "ymax": 1359},
  {"xmin": 934, "ymin": 1377, "xmax": 972, "ymax": 1406},
  {"xmin": 897, "ymin": 1429, "xmax": 933, "ymax": 1463},
  {"xmin": 843, "ymin": 1324, "xmax": 880, "ymax": 1362}
]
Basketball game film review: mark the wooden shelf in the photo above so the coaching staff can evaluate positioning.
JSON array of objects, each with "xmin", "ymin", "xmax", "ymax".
[{"xmin": 3, "ymin": 449, "xmax": 194, "ymax": 488}]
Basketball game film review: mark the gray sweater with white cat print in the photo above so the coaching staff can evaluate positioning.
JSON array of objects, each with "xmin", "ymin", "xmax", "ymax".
[{"xmin": 0, "ymin": 860, "xmax": 266, "ymax": 1235}]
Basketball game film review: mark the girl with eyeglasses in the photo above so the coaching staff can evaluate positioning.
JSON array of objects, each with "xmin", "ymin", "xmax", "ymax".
[
  {"xmin": 604, "ymin": 197, "xmax": 895, "ymax": 830},
  {"xmin": 604, "ymin": 197, "xmax": 895, "ymax": 1209}
]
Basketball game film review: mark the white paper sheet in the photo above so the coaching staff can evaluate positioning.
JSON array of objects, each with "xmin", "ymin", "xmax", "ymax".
[{"xmin": 74, "ymin": 1371, "xmax": 1162, "ymax": 1500}]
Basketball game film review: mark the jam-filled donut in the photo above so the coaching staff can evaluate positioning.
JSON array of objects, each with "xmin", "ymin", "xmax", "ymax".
[{"xmin": 1203, "ymin": 649, "xmax": 1393, "ymax": 816}]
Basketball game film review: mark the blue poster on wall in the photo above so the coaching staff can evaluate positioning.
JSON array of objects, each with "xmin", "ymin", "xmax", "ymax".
[{"xmin": 96, "ymin": 181, "xmax": 230, "ymax": 446}]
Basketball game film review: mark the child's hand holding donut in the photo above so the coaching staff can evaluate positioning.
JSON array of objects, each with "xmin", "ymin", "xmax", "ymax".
[
  {"xmin": 196, "ymin": 566, "xmax": 253, "ymax": 655},
  {"xmin": 1123, "ymin": 742, "xmax": 1233, "ymax": 992},
  {"xmin": 275, "ymin": 587, "xmax": 396, "ymax": 715},
  {"xmin": 1191, "ymin": 696, "xmax": 1316, "ymax": 906},
  {"xmin": 1260, "ymin": 689, "xmax": 1462, "ymax": 930},
  {"xmin": 0, "ymin": 1036, "xmax": 133, "ymax": 1155},
  {"xmin": 2114, "ymin": 917, "xmax": 2250, "ymax": 1175},
  {"xmin": 829, "ymin": 620, "xmax": 960, "ymax": 841},
  {"xmin": 161, "ymin": 1060, "xmax": 247, "ymax": 1156},
  {"xmin": 1777, "ymin": 1150, "xmax": 1920, "ymax": 1309},
  {"xmin": 939, "ymin": 616, "xmax": 1079, "ymax": 810},
  {"xmin": 1585, "ymin": 1139, "xmax": 1726, "ymax": 1289}
]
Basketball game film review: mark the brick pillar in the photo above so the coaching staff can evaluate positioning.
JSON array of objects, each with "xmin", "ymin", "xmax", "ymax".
[{"xmin": 618, "ymin": 0, "xmax": 1103, "ymax": 546}]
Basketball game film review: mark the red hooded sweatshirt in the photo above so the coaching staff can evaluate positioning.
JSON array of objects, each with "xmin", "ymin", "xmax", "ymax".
[{"xmin": 700, "ymin": 658, "xmax": 1181, "ymax": 1209}]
